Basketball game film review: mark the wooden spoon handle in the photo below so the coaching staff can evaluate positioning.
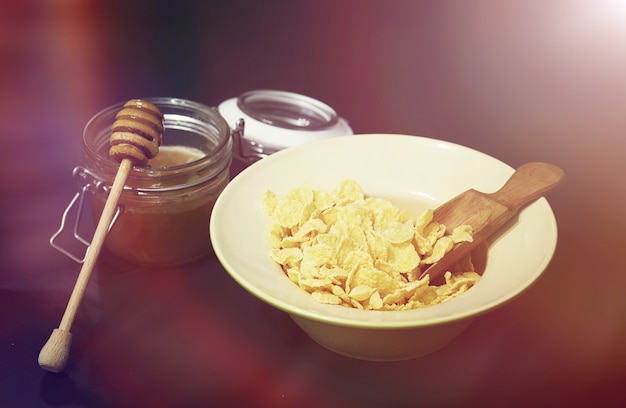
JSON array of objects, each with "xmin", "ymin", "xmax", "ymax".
[
  {"xmin": 488, "ymin": 162, "xmax": 564, "ymax": 211},
  {"xmin": 421, "ymin": 161, "xmax": 564, "ymax": 283}
]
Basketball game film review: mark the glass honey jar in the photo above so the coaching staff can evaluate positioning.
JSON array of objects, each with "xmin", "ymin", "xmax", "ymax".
[
  {"xmin": 51, "ymin": 92, "xmax": 350, "ymax": 267},
  {"xmin": 54, "ymin": 97, "xmax": 232, "ymax": 267}
]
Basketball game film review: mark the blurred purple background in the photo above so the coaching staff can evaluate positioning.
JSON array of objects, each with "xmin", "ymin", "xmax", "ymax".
[{"xmin": 1, "ymin": 1, "xmax": 625, "ymax": 407}]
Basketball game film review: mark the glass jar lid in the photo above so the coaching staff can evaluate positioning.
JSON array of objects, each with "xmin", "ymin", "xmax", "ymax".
[{"xmin": 218, "ymin": 90, "xmax": 353, "ymax": 162}]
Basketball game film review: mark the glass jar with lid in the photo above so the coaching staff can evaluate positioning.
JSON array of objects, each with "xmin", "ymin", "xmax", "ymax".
[
  {"xmin": 51, "ymin": 91, "xmax": 350, "ymax": 267},
  {"xmin": 52, "ymin": 97, "xmax": 232, "ymax": 267}
]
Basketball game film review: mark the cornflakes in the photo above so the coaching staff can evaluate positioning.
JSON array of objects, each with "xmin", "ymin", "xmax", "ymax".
[{"xmin": 263, "ymin": 180, "xmax": 481, "ymax": 310}]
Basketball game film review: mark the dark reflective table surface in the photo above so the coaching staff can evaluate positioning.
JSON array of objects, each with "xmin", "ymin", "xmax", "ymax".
[{"xmin": 2, "ymin": 1, "xmax": 625, "ymax": 407}]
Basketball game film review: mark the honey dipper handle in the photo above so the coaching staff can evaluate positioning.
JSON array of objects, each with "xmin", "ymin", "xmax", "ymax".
[
  {"xmin": 489, "ymin": 162, "xmax": 564, "ymax": 211},
  {"xmin": 38, "ymin": 159, "xmax": 132, "ymax": 372}
]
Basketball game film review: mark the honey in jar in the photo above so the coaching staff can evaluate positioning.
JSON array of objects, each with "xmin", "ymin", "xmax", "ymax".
[{"xmin": 82, "ymin": 98, "xmax": 232, "ymax": 266}]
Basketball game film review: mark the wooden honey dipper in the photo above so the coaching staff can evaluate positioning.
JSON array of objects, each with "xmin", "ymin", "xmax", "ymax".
[{"xmin": 38, "ymin": 99, "xmax": 164, "ymax": 372}]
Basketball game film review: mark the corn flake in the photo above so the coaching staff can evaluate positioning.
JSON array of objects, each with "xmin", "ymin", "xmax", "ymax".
[{"xmin": 263, "ymin": 180, "xmax": 481, "ymax": 310}]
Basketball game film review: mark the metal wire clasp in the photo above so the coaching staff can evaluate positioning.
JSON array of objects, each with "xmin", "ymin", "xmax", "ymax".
[
  {"xmin": 49, "ymin": 166, "xmax": 123, "ymax": 263},
  {"xmin": 231, "ymin": 118, "xmax": 273, "ymax": 163}
]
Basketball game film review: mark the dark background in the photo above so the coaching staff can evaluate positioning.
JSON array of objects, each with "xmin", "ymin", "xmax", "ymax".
[{"xmin": 1, "ymin": 0, "xmax": 625, "ymax": 407}]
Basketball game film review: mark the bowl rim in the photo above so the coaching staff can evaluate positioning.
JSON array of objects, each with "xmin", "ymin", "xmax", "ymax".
[{"xmin": 210, "ymin": 133, "xmax": 559, "ymax": 329}]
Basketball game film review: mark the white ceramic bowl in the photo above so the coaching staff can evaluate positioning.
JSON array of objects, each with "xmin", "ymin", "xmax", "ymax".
[{"xmin": 210, "ymin": 134, "xmax": 558, "ymax": 361}]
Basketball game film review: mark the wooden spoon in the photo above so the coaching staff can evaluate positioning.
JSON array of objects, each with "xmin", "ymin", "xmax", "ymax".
[{"xmin": 419, "ymin": 162, "xmax": 564, "ymax": 283}]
